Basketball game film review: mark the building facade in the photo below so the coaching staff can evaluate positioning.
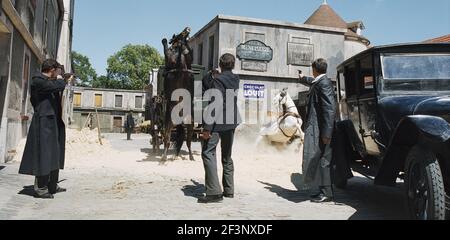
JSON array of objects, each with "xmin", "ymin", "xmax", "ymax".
[
  {"xmin": 0, "ymin": 0, "xmax": 75, "ymax": 163},
  {"xmin": 71, "ymin": 87, "xmax": 147, "ymax": 133},
  {"xmin": 189, "ymin": 3, "xmax": 370, "ymax": 123}
]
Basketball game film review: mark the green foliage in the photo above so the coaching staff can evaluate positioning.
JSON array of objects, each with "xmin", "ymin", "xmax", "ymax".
[
  {"xmin": 92, "ymin": 75, "xmax": 121, "ymax": 89},
  {"xmin": 106, "ymin": 44, "xmax": 164, "ymax": 90},
  {"xmin": 72, "ymin": 51, "xmax": 97, "ymax": 87}
]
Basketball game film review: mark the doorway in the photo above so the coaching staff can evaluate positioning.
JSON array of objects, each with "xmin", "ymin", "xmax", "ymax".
[{"xmin": 0, "ymin": 32, "xmax": 11, "ymax": 124}]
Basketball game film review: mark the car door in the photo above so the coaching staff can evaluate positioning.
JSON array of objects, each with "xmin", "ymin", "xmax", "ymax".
[
  {"xmin": 356, "ymin": 55, "xmax": 381, "ymax": 156},
  {"xmin": 342, "ymin": 62, "xmax": 366, "ymax": 156}
]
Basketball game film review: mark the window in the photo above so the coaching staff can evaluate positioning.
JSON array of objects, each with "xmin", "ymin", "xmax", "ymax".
[
  {"xmin": 21, "ymin": 54, "xmax": 30, "ymax": 115},
  {"xmin": 382, "ymin": 54, "xmax": 450, "ymax": 92},
  {"xmin": 113, "ymin": 117, "xmax": 123, "ymax": 128},
  {"xmin": 135, "ymin": 96, "xmax": 143, "ymax": 109},
  {"xmin": 198, "ymin": 43, "xmax": 203, "ymax": 65},
  {"xmin": 73, "ymin": 93, "xmax": 82, "ymax": 107},
  {"xmin": 94, "ymin": 94, "xmax": 103, "ymax": 108},
  {"xmin": 30, "ymin": 0, "xmax": 37, "ymax": 9},
  {"xmin": 382, "ymin": 54, "xmax": 450, "ymax": 80},
  {"xmin": 115, "ymin": 95, "xmax": 123, "ymax": 108},
  {"xmin": 359, "ymin": 56, "xmax": 375, "ymax": 94},
  {"xmin": 208, "ymin": 35, "xmax": 215, "ymax": 70},
  {"xmin": 28, "ymin": 0, "xmax": 36, "ymax": 35},
  {"xmin": 337, "ymin": 72, "xmax": 346, "ymax": 100},
  {"xmin": 344, "ymin": 63, "xmax": 358, "ymax": 99},
  {"xmin": 43, "ymin": 0, "xmax": 48, "ymax": 52},
  {"xmin": 52, "ymin": 14, "xmax": 57, "ymax": 54}
]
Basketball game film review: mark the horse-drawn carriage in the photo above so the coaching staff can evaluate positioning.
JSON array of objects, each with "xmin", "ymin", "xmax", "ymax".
[
  {"xmin": 145, "ymin": 27, "xmax": 207, "ymax": 161},
  {"xmin": 148, "ymin": 65, "xmax": 206, "ymax": 141}
]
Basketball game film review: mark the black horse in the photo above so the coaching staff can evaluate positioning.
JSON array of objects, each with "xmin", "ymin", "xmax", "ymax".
[{"xmin": 160, "ymin": 27, "xmax": 195, "ymax": 161}]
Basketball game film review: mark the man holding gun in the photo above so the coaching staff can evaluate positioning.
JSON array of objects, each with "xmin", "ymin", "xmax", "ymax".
[
  {"xmin": 19, "ymin": 59, "xmax": 72, "ymax": 199},
  {"xmin": 298, "ymin": 58, "xmax": 337, "ymax": 203}
]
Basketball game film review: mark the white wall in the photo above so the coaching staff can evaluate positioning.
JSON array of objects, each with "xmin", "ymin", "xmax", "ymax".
[
  {"xmin": 74, "ymin": 88, "xmax": 147, "ymax": 111},
  {"xmin": 57, "ymin": 0, "xmax": 73, "ymax": 72},
  {"xmin": 344, "ymin": 40, "xmax": 368, "ymax": 60}
]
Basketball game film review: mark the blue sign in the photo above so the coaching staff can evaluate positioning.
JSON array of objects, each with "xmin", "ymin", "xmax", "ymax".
[{"xmin": 244, "ymin": 84, "xmax": 265, "ymax": 99}]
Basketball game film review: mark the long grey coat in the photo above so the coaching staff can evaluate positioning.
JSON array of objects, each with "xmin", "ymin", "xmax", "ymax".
[
  {"xmin": 19, "ymin": 73, "xmax": 67, "ymax": 177},
  {"xmin": 300, "ymin": 75, "xmax": 337, "ymax": 187}
]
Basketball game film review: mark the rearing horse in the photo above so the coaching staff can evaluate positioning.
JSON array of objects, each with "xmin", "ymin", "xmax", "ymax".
[
  {"xmin": 260, "ymin": 88, "xmax": 305, "ymax": 146},
  {"xmin": 161, "ymin": 27, "xmax": 195, "ymax": 161}
]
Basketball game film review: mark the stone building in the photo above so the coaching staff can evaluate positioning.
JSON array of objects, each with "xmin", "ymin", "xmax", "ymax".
[
  {"xmin": 70, "ymin": 87, "xmax": 147, "ymax": 133},
  {"xmin": 0, "ymin": 0, "xmax": 75, "ymax": 163},
  {"xmin": 188, "ymin": 2, "xmax": 370, "ymax": 123}
]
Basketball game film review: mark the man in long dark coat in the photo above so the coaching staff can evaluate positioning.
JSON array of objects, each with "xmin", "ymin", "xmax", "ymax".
[
  {"xmin": 299, "ymin": 58, "xmax": 337, "ymax": 203},
  {"xmin": 19, "ymin": 59, "xmax": 69, "ymax": 199},
  {"xmin": 125, "ymin": 111, "xmax": 135, "ymax": 140}
]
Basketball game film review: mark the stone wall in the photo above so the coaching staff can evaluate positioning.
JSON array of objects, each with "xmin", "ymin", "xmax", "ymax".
[
  {"xmin": 70, "ymin": 87, "xmax": 147, "ymax": 133},
  {"xmin": 190, "ymin": 16, "xmax": 348, "ymax": 125},
  {"xmin": 0, "ymin": 0, "xmax": 74, "ymax": 163}
]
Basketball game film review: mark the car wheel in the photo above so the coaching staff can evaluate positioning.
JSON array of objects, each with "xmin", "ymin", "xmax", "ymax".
[{"xmin": 405, "ymin": 145, "xmax": 446, "ymax": 220}]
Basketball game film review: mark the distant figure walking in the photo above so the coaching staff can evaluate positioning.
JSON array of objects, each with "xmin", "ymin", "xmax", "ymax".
[
  {"xmin": 125, "ymin": 111, "xmax": 135, "ymax": 140},
  {"xmin": 19, "ymin": 59, "xmax": 71, "ymax": 199}
]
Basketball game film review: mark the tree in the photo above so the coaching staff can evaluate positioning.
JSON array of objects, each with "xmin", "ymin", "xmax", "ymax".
[
  {"xmin": 72, "ymin": 51, "xmax": 97, "ymax": 87},
  {"xmin": 107, "ymin": 44, "xmax": 164, "ymax": 90},
  {"xmin": 92, "ymin": 75, "xmax": 121, "ymax": 89}
]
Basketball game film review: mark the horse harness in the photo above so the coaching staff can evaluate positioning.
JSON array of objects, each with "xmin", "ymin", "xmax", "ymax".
[{"xmin": 278, "ymin": 95, "xmax": 302, "ymax": 139}]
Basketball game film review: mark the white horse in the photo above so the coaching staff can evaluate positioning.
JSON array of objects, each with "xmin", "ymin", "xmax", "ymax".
[{"xmin": 260, "ymin": 89, "xmax": 305, "ymax": 145}]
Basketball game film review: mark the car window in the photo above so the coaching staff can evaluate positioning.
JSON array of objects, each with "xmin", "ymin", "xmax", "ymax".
[
  {"xmin": 337, "ymin": 72, "xmax": 346, "ymax": 100},
  {"xmin": 382, "ymin": 54, "xmax": 450, "ymax": 80},
  {"xmin": 344, "ymin": 64, "xmax": 358, "ymax": 99},
  {"xmin": 381, "ymin": 54, "xmax": 450, "ymax": 92},
  {"xmin": 359, "ymin": 56, "xmax": 375, "ymax": 95}
]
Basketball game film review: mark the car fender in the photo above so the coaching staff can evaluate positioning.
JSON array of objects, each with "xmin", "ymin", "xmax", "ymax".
[
  {"xmin": 375, "ymin": 115, "xmax": 450, "ymax": 186},
  {"xmin": 396, "ymin": 116, "xmax": 450, "ymax": 143}
]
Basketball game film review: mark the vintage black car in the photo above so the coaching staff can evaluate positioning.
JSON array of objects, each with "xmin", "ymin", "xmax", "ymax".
[{"xmin": 334, "ymin": 43, "xmax": 450, "ymax": 220}]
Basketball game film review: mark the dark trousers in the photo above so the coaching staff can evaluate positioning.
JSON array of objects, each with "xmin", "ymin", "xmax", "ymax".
[
  {"xmin": 201, "ymin": 130, "xmax": 235, "ymax": 196},
  {"xmin": 36, "ymin": 170, "xmax": 59, "ymax": 192},
  {"xmin": 317, "ymin": 143, "xmax": 333, "ymax": 198},
  {"xmin": 126, "ymin": 128, "xmax": 132, "ymax": 140}
]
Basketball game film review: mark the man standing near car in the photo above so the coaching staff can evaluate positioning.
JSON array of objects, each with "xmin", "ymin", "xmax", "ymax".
[
  {"xmin": 19, "ymin": 59, "xmax": 70, "ymax": 199},
  {"xmin": 298, "ymin": 58, "xmax": 337, "ymax": 203}
]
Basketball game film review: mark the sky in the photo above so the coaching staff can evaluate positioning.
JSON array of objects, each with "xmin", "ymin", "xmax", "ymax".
[{"xmin": 72, "ymin": 0, "xmax": 450, "ymax": 75}]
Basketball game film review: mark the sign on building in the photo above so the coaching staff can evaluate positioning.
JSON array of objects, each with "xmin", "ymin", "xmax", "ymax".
[
  {"xmin": 237, "ymin": 40, "xmax": 273, "ymax": 62},
  {"xmin": 287, "ymin": 43, "xmax": 314, "ymax": 66},
  {"xmin": 237, "ymin": 40, "xmax": 273, "ymax": 72},
  {"xmin": 244, "ymin": 84, "xmax": 266, "ymax": 99},
  {"xmin": 242, "ymin": 61, "xmax": 267, "ymax": 72}
]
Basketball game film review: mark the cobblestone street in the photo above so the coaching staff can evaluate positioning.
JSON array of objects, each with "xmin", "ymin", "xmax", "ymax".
[{"xmin": 0, "ymin": 133, "xmax": 408, "ymax": 220}]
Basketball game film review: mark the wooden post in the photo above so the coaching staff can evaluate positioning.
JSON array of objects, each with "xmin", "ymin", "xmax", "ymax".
[
  {"xmin": 95, "ymin": 109, "xmax": 103, "ymax": 145},
  {"xmin": 82, "ymin": 112, "xmax": 92, "ymax": 129}
]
